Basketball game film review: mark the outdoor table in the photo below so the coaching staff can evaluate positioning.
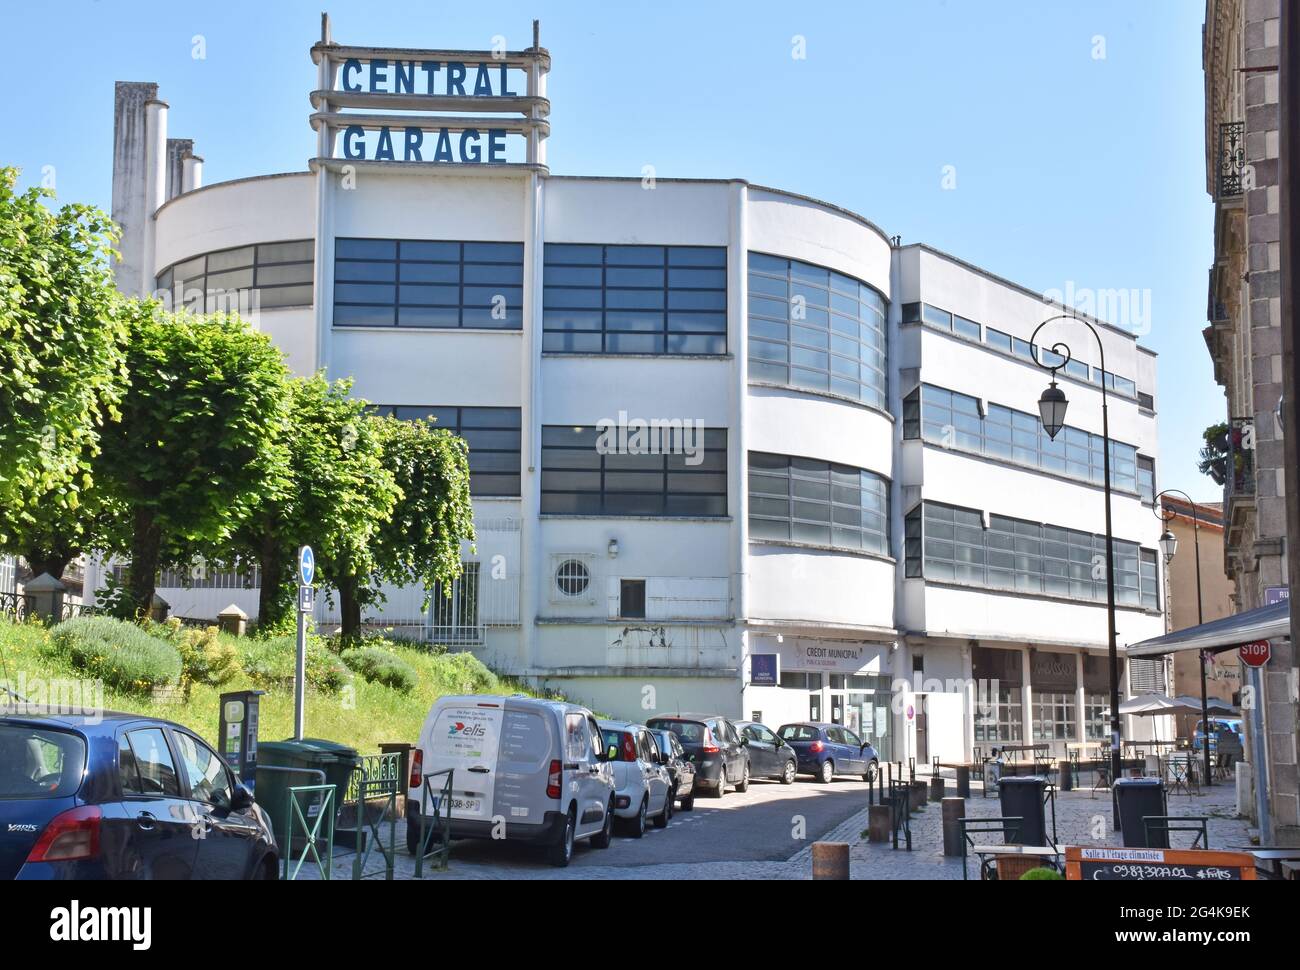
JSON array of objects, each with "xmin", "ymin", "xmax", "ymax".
[{"xmin": 1246, "ymin": 849, "xmax": 1300, "ymax": 879}]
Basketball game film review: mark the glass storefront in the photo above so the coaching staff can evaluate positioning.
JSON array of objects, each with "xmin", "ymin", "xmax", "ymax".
[{"xmin": 776, "ymin": 667, "xmax": 892, "ymax": 760}]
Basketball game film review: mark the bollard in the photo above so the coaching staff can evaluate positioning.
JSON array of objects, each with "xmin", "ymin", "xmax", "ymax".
[
  {"xmin": 930, "ymin": 776, "xmax": 945, "ymax": 802},
  {"xmin": 868, "ymin": 804, "xmax": 891, "ymax": 842},
  {"xmin": 1059, "ymin": 759, "xmax": 1073, "ymax": 792},
  {"xmin": 956, "ymin": 765, "xmax": 971, "ymax": 799},
  {"xmin": 909, "ymin": 780, "xmax": 927, "ymax": 811},
  {"xmin": 942, "ymin": 797, "xmax": 966, "ymax": 857},
  {"xmin": 812, "ymin": 841, "xmax": 850, "ymax": 880}
]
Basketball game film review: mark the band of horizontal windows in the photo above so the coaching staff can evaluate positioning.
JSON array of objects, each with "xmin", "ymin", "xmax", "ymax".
[
  {"xmin": 748, "ymin": 451, "xmax": 889, "ymax": 554},
  {"xmin": 747, "ymin": 252, "xmax": 888, "ymax": 410},
  {"xmin": 540, "ymin": 424, "xmax": 727, "ymax": 516},
  {"xmin": 334, "ymin": 239, "xmax": 523, "ymax": 329},
  {"xmin": 905, "ymin": 501, "xmax": 1159, "ymax": 610},
  {"xmin": 155, "ymin": 240, "xmax": 315, "ymax": 313},
  {"xmin": 374, "ymin": 405, "xmax": 522, "ymax": 496},
  {"xmin": 902, "ymin": 384, "xmax": 1144, "ymax": 494},
  {"xmin": 542, "ymin": 244, "xmax": 727, "ymax": 355},
  {"xmin": 903, "ymin": 302, "xmax": 1141, "ymax": 400}
]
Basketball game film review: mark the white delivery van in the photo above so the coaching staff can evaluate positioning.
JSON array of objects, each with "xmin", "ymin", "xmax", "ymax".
[{"xmin": 406, "ymin": 695, "xmax": 617, "ymax": 866}]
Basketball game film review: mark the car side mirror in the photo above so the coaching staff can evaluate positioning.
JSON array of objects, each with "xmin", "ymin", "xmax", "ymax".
[
  {"xmin": 230, "ymin": 784, "xmax": 254, "ymax": 812},
  {"xmin": 739, "ymin": 736, "xmax": 749, "ymax": 747}
]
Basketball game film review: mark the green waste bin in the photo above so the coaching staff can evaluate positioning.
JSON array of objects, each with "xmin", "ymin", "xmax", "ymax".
[{"xmin": 255, "ymin": 738, "xmax": 360, "ymax": 853}]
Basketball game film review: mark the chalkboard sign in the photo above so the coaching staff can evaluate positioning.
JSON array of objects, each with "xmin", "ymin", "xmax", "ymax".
[{"xmin": 1065, "ymin": 847, "xmax": 1256, "ymax": 881}]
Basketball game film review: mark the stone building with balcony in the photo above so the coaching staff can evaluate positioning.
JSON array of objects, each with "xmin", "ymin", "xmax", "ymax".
[
  {"xmin": 1204, "ymin": 0, "xmax": 1286, "ymax": 613},
  {"xmin": 1202, "ymin": 0, "xmax": 1298, "ymax": 842}
]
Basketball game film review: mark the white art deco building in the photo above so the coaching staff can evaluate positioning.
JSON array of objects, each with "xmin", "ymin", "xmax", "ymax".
[{"xmin": 92, "ymin": 19, "xmax": 1168, "ymax": 766}]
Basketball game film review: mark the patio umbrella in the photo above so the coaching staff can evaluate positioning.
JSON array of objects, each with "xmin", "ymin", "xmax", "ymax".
[
  {"xmin": 1105, "ymin": 694, "xmax": 1201, "ymax": 752},
  {"xmin": 1173, "ymin": 695, "xmax": 1238, "ymax": 717}
]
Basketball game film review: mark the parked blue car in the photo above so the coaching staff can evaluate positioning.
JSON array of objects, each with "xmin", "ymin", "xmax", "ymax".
[
  {"xmin": 1192, "ymin": 718, "xmax": 1243, "ymax": 752},
  {"xmin": 0, "ymin": 711, "xmax": 277, "ymax": 880},
  {"xmin": 777, "ymin": 722, "xmax": 879, "ymax": 784}
]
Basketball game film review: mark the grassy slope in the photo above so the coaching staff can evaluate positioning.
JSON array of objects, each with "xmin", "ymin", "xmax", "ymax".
[{"xmin": 0, "ymin": 621, "xmax": 541, "ymax": 755}]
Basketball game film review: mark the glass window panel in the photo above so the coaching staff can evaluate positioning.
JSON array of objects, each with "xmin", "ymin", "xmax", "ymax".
[
  {"xmin": 337, "ymin": 238, "xmax": 397, "ymax": 260},
  {"xmin": 206, "ymin": 246, "xmax": 255, "ymax": 272}
]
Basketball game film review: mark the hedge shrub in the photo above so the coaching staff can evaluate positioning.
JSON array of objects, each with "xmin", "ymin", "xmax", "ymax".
[
  {"xmin": 340, "ymin": 647, "xmax": 418, "ymax": 694},
  {"xmin": 50, "ymin": 616, "xmax": 182, "ymax": 693},
  {"xmin": 241, "ymin": 635, "xmax": 352, "ymax": 694}
]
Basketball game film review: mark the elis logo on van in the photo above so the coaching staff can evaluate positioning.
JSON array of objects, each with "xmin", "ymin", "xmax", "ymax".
[{"xmin": 449, "ymin": 721, "xmax": 487, "ymax": 738}]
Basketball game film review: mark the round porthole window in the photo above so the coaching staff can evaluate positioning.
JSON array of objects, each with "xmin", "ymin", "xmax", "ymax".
[{"xmin": 556, "ymin": 559, "xmax": 590, "ymax": 597}]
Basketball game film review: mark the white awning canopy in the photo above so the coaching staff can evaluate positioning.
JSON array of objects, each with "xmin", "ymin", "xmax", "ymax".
[{"xmin": 1126, "ymin": 600, "xmax": 1289, "ymax": 659}]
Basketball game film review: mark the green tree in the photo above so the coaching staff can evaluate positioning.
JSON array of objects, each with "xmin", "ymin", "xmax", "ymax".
[
  {"xmin": 98, "ymin": 301, "xmax": 292, "ymax": 616},
  {"xmin": 228, "ymin": 374, "xmax": 396, "ymax": 633},
  {"xmin": 372, "ymin": 413, "xmax": 475, "ymax": 605},
  {"xmin": 317, "ymin": 414, "xmax": 474, "ymax": 641},
  {"xmin": 0, "ymin": 167, "xmax": 126, "ymax": 552}
]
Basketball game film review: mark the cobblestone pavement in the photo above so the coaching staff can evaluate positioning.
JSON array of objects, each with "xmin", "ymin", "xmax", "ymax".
[{"xmin": 295, "ymin": 773, "xmax": 1251, "ymax": 881}]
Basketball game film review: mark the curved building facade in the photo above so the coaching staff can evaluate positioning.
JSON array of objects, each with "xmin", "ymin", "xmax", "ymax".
[{"xmin": 97, "ymin": 22, "xmax": 1166, "ymax": 765}]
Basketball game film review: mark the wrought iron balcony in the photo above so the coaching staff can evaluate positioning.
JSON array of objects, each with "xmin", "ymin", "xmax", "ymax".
[
  {"xmin": 1225, "ymin": 416, "xmax": 1255, "ymax": 502},
  {"xmin": 1217, "ymin": 121, "xmax": 1246, "ymax": 199}
]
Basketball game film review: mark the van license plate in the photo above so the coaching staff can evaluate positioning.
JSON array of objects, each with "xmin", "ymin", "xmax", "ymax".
[{"xmin": 450, "ymin": 796, "xmax": 482, "ymax": 815}]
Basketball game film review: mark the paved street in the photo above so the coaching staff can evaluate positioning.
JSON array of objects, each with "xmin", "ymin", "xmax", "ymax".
[{"xmin": 305, "ymin": 773, "xmax": 1253, "ymax": 881}]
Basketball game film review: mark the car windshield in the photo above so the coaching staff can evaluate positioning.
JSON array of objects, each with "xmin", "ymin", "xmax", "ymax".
[
  {"xmin": 779, "ymin": 725, "xmax": 820, "ymax": 741},
  {"xmin": 0, "ymin": 725, "xmax": 86, "ymax": 799},
  {"xmin": 651, "ymin": 720, "xmax": 704, "ymax": 743}
]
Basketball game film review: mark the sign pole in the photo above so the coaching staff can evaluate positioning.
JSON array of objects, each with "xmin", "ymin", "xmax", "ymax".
[{"xmin": 293, "ymin": 545, "xmax": 315, "ymax": 742}]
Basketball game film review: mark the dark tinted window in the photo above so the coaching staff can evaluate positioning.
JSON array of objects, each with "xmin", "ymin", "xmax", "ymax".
[
  {"xmin": 778, "ymin": 725, "xmax": 820, "ymax": 742},
  {"xmin": 620, "ymin": 579, "xmax": 647, "ymax": 618},
  {"xmin": 544, "ymin": 244, "xmax": 726, "ymax": 354},
  {"xmin": 126, "ymin": 728, "xmax": 181, "ymax": 797},
  {"xmin": 0, "ymin": 726, "xmax": 85, "ymax": 800},
  {"xmin": 648, "ymin": 719, "xmax": 706, "ymax": 743}
]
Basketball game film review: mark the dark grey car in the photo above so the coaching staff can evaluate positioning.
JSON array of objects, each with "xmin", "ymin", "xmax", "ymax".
[{"xmin": 736, "ymin": 721, "xmax": 797, "ymax": 784}]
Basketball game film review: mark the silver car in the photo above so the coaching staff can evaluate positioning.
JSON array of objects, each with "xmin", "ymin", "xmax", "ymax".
[{"xmin": 598, "ymin": 719, "xmax": 673, "ymax": 837}]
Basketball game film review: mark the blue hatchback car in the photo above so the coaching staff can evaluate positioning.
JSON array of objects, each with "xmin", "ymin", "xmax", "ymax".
[
  {"xmin": 777, "ymin": 722, "xmax": 879, "ymax": 784},
  {"xmin": 0, "ymin": 711, "xmax": 278, "ymax": 880}
]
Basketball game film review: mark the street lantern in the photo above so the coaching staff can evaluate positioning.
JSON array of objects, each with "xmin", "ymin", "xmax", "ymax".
[
  {"xmin": 1038, "ymin": 381, "xmax": 1068, "ymax": 440},
  {"xmin": 1159, "ymin": 529, "xmax": 1178, "ymax": 562},
  {"xmin": 1031, "ymin": 315, "xmax": 1122, "ymax": 824}
]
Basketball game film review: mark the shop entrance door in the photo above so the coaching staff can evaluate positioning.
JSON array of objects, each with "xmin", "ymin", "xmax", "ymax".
[{"xmin": 915, "ymin": 695, "xmax": 929, "ymax": 763}]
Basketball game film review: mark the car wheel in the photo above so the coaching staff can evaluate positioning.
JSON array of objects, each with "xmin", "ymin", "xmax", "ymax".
[
  {"xmin": 781, "ymin": 759, "xmax": 797, "ymax": 785},
  {"xmin": 711, "ymin": 774, "xmax": 727, "ymax": 798},
  {"xmin": 547, "ymin": 807, "xmax": 576, "ymax": 867},
  {"xmin": 818, "ymin": 759, "xmax": 835, "ymax": 784},
  {"xmin": 654, "ymin": 792, "xmax": 671, "ymax": 828},
  {"xmin": 736, "ymin": 763, "xmax": 750, "ymax": 793},
  {"xmin": 591, "ymin": 798, "xmax": 615, "ymax": 849},
  {"xmin": 863, "ymin": 759, "xmax": 879, "ymax": 783},
  {"xmin": 631, "ymin": 797, "xmax": 648, "ymax": 838}
]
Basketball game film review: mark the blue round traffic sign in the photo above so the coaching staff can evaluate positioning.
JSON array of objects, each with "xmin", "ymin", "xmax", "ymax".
[{"xmin": 298, "ymin": 546, "xmax": 315, "ymax": 586}]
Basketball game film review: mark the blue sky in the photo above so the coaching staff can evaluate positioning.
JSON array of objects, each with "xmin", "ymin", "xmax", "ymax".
[{"xmin": 0, "ymin": 0, "xmax": 1220, "ymax": 499}]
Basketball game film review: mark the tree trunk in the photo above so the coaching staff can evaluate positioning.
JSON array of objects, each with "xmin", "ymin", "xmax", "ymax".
[
  {"xmin": 256, "ymin": 534, "xmax": 287, "ymax": 632},
  {"xmin": 21, "ymin": 549, "xmax": 75, "ymax": 583},
  {"xmin": 338, "ymin": 576, "xmax": 362, "ymax": 643},
  {"xmin": 128, "ymin": 508, "xmax": 162, "ymax": 619}
]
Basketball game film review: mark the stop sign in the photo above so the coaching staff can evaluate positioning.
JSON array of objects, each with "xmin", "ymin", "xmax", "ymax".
[{"xmin": 1239, "ymin": 640, "xmax": 1271, "ymax": 668}]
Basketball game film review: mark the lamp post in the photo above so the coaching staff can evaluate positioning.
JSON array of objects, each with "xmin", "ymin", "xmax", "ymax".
[
  {"xmin": 1154, "ymin": 489, "xmax": 1213, "ymax": 788},
  {"xmin": 1030, "ymin": 314, "xmax": 1122, "ymax": 810}
]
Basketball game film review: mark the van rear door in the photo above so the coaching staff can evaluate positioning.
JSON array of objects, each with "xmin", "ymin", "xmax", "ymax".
[
  {"xmin": 491, "ymin": 701, "xmax": 558, "ymax": 827},
  {"xmin": 428, "ymin": 703, "xmax": 504, "ymax": 820}
]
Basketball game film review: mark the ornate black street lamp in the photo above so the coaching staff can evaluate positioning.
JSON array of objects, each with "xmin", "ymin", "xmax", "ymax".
[
  {"xmin": 1030, "ymin": 314, "xmax": 1122, "ymax": 805},
  {"xmin": 1155, "ymin": 489, "xmax": 1213, "ymax": 788}
]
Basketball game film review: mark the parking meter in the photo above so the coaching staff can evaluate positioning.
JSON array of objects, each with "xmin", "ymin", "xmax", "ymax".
[{"xmin": 219, "ymin": 690, "xmax": 265, "ymax": 788}]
